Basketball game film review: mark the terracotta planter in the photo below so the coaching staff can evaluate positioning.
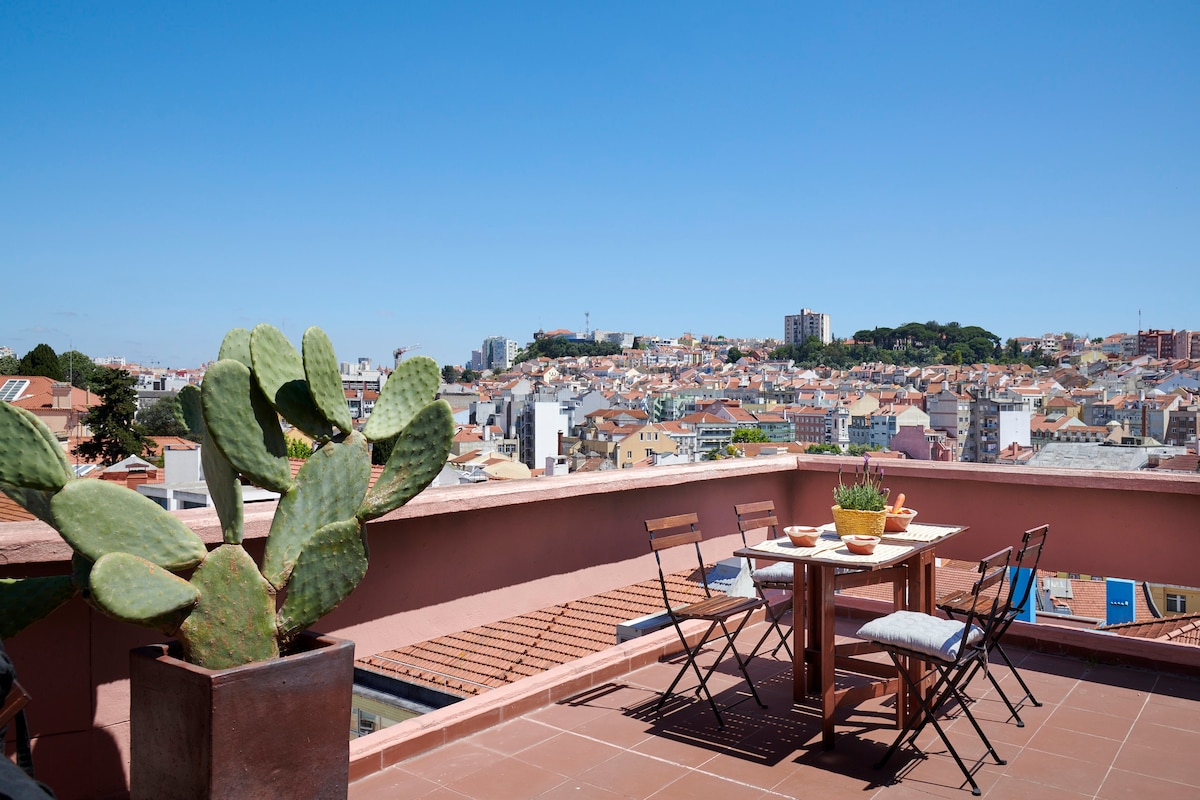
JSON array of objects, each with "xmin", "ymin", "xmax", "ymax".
[
  {"xmin": 830, "ymin": 505, "xmax": 887, "ymax": 538},
  {"xmin": 129, "ymin": 632, "xmax": 354, "ymax": 800}
]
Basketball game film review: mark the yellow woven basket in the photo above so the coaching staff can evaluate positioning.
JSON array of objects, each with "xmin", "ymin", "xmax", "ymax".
[{"xmin": 830, "ymin": 506, "xmax": 887, "ymax": 538}]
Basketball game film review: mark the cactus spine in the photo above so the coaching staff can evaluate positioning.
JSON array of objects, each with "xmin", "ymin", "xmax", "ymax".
[{"xmin": 0, "ymin": 324, "xmax": 453, "ymax": 669}]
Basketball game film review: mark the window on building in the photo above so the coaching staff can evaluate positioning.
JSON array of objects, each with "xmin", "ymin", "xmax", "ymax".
[{"xmin": 1167, "ymin": 593, "xmax": 1186, "ymax": 614}]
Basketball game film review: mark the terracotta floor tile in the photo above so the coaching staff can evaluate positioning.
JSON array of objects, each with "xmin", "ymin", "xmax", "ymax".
[
  {"xmin": 1098, "ymin": 767, "xmax": 1200, "ymax": 800},
  {"xmin": 1025, "ymin": 725, "xmax": 1124, "ymax": 765},
  {"xmin": 576, "ymin": 751, "xmax": 686, "ymax": 799},
  {"xmin": 1147, "ymin": 673, "xmax": 1200, "ymax": 705},
  {"xmin": 1112, "ymin": 738, "xmax": 1200, "ymax": 787},
  {"xmin": 514, "ymin": 731, "xmax": 625, "ymax": 777},
  {"xmin": 982, "ymin": 775, "xmax": 1096, "ymax": 800},
  {"xmin": 471, "ymin": 717, "xmax": 562, "ymax": 756},
  {"xmin": 1137, "ymin": 699, "xmax": 1200, "ymax": 733},
  {"xmin": 401, "ymin": 740, "xmax": 503, "ymax": 786},
  {"xmin": 534, "ymin": 779, "xmax": 628, "ymax": 799},
  {"xmin": 1041, "ymin": 703, "xmax": 1135, "ymax": 740},
  {"xmin": 1060, "ymin": 679, "xmax": 1150, "ymax": 719},
  {"xmin": 643, "ymin": 767, "xmax": 770, "ymax": 800},
  {"xmin": 570, "ymin": 707, "xmax": 658, "ymax": 750},
  {"xmin": 348, "ymin": 766, "xmax": 440, "ymax": 799},
  {"xmin": 445, "ymin": 756, "xmax": 568, "ymax": 799},
  {"xmin": 1003, "ymin": 748, "xmax": 1107, "ymax": 796}
]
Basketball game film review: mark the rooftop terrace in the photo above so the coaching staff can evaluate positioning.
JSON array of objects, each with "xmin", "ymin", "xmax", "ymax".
[{"xmin": 3, "ymin": 454, "xmax": 1198, "ymax": 798}]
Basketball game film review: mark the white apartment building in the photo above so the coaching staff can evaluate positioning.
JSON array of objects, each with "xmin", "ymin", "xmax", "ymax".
[
  {"xmin": 784, "ymin": 309, "xmax": 832, "ymax": 345},
  {"xmin": 482, "ymin": 336, "xmax": 518, "ymax": 371}
]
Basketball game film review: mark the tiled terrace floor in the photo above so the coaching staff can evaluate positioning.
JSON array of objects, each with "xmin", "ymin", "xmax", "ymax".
[{"xmin": 350, "ymin": 618, "xmax": 1200, "ymax": 799}]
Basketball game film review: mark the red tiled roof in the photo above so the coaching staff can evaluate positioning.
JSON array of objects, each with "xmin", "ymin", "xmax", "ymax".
[{"xmin": 358, "ymin": 572, "xmax": 710, "ymax": 697}]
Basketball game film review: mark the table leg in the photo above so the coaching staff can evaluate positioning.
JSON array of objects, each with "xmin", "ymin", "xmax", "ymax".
[
  {"xmin": 817, "ymin": 566, "xmax": 836, "ymax": 749},
  {"xmin": 792, "ymin": 563, "xmax": 807, "ymax": 704}
]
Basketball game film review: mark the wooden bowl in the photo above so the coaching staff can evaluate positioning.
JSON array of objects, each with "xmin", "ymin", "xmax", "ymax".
[
  {"xmin": 784, "ymin": 526, "xmax": 821, "ymax": 547},
  {"xmin": 884, "ymin": 508, "xmax": 917, "ymax": 532},
  {"xmin": 845, "ymin": 535, "xmax": 881, "ymax": 555}
]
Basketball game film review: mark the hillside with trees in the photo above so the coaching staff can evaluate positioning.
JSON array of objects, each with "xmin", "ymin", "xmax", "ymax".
[{"xmin": 770, "ymin": 321, "xmax": 1052, "ymax": 369}]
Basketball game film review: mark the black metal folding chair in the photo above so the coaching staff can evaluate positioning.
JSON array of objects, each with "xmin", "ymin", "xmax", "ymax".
[
  {"xmin": 733, "ymin": 500, "xmax": 794, "ymax": 662},
  {"xmin": 646, "ymin": 512, "xmax": 767, "ymax": 728},
  {"xmin": 859, "ymin": 546, "xmax": 1013, "ymax": 796},
  {"xmin": 938, "ymin": 524, "xmax": 1048, "ymax": 726}
]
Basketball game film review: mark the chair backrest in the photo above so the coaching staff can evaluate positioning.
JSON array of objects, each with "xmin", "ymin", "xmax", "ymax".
[
  {"xmin": 646, "ymin": 513, "xmax": 711, "ymax": 607},
  {"xmin": 1008, "ymin": 524, "xmax": 1049, "ymax": 614},
  {"xmin": 733, "ymin": 500, "xmax": 778, "ymax": 549},
  {"xmin": 954, "ymin": 546, "xmax": 1014, "ymax": 661}
]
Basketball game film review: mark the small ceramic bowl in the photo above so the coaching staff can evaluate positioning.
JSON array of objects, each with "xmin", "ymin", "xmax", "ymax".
[
  {"xmin": 845, "ymin": 535, "xmax": 881, "ymax": 555},
  {"xmin": 784, "ymin": 526, "xmax": 822, "ymax": 547},
  {"xmin": 884, "ymin": 508, "xmax": 918, "ymax": 532}
]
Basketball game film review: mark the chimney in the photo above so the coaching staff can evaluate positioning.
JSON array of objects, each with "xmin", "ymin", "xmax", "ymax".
[{"xmin": 52, "ymin": 382, "xmax": 72, "ymax": 410}]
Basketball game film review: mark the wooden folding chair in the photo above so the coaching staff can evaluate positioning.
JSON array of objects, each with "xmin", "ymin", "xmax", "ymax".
[
  {"xmin": 938, "ymin": 524, "xmax": 1048, "ymax": 726},
  {"xmin": 646, "ymin": 512, "xmax": 767, "ymax": 728},
  {"xmin": 733, "ymin": 501, "xmax": 794, "ymax": 661},
  {"xmin": 859, "ymin": 546, "xmax": 1013, "ymax": 796}
]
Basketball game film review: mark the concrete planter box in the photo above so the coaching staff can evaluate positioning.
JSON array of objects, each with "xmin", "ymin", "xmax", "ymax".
[{"xmin": 129, "ymin": 632, "xmax": 354, "ymax": 800}]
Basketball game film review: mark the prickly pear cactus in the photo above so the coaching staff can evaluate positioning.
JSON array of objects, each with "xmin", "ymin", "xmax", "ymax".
[{"xmin": 0, "ymin": 324, "xmax": 454, "ymax": 669}]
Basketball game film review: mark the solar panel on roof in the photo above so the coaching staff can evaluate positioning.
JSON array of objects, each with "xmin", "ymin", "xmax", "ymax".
[{"xmin": 0, "ymin": 379, "xmax": 30, "ymax": 402}]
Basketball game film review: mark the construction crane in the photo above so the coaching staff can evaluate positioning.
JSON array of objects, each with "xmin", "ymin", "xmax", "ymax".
[{"xmin": 393, "ymin": 344, "xmax": 422, "ymax": 367}]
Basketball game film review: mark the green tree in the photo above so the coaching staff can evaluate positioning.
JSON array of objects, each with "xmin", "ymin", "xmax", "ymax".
[
  {"xmin": 73, "ymin": 367, "xmax": 150, "ymax": 464},
  {"xmin": 732, "ymin": 427, "xmax": 770, "ymax": 443},
  {"xmin": 286, "ymin": 438, "xmax": 314, "ymax": 460},
  {"xmin": 20, "ymin": 343, "xmax": 63, "ymax": 380},
  {"xmin": 371, "ymin": 433, "xmax": 397, "ymax": 466},
  {"xmin": 459, "ymin": 368, "xmax": 480, "ymax": 383},
  {"xmin": 136, "ymin": 395, "xmax": 189, "ymax": 437},
  {"xmin": 57, "ymin": 350, "xmax": 100, "ymax": 390},
  {"xmin": 0, "ymin": 354, "xmax": 19, "ymax": 375},
  {"xmin": 805, "ymin": 443, "xmax": 843, "ymax": 455},
  {"xmin": 441, "ymin": 364, "xmax": 461, "ymax": 384},
  {"xmin": 726, "ymin": 347, "xmax": 745, "ymax": 364}
]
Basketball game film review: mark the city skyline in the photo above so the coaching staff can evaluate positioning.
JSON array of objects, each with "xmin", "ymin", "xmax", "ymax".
[{"xmin": 4, "ymin": 4, "xmax": 1197, "ymax": 369}]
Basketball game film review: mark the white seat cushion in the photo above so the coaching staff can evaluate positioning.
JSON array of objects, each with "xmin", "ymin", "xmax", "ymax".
[
  {"xmin": 751, "ymin": 562, "xmax": 793, "ymax": 584},
  {"xmin": 857, "ymin": 610, "xmax": 983, "ymax": 662}
]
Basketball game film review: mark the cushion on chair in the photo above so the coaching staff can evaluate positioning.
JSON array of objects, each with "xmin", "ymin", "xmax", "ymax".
[
  {"xmin": 857, "ymin": 610, "xmax": 983, "ymax": 661},
  {"xmin": 751, "ymin": 562, "xmax": 794, "ymax": 584}
]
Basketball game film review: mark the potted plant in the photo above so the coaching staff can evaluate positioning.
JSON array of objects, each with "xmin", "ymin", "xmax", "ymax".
[
  {"xmin": 831, "ymin": 454, "xmax": 890, "ymax": 538},
  {"xmin": 0, "ymin": 323, "xmax": 454, "ymax": 799}
]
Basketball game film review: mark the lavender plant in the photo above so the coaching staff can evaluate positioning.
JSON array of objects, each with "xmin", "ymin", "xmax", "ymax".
[{"xmin": 832, "ymin": 454, "xmax": 890, "ymax": 511}]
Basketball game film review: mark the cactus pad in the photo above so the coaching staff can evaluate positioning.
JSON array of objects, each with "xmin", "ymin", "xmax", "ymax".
[
  {"xmin": 177, "ymin": 384, "xmax": 206, "ymax": 439},
  {"xmin": 249, "ymin": 323, "xmax": 334, "ymax": 440},
  {"xmin": 361, "ymin": 356, "xmax": 441, "ymax": 442},
  {"xmin": 51, "ymin": 480, "xmax": 207, "ymax": 570},
  {"xmin": 302, "ymin": 326, "xmax": 354, "ymax": 433},
  {"xmin": 201, "ymin": 442, "xmax": 243, "ymax": 544},
  {"xmin": 89, "ymin": 552, "xmax": 200, "ymax": 631},
  {"xmin": 0, "ymin": 483, "xmax": 57, "ymax": 527},
  {"xmin": 177, "ymin": 545, "xmax": 279, "ymax": 669},
  {"xmin": 262, "ymin": 432, "xmax": 370, "ymax": 588},
  {"xmin": 358, "ymin": 399, "xmax": 453, "ymax": 521},
  {"xmin": 218, "ymin": 327, "xmax": 253, "ymax": 366},
  {"xmin": 276, "ymin": 518, "xmax": 367, "ymax": 642},
  {"xmin": 201, "ymin": 358, "xmax": 294, "ymax": 493},
  {"xmin": 0, "ymin": 402, "xmax": 73, "ymax": 491},
  {"xmin": 0, "ymin": 576, "xmax": 77, "ymax": 640}
]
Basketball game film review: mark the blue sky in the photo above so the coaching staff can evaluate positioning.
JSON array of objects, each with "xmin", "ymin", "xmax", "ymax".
[{"xmin": 3, "ymin": 3, "xmax": 1197, "ymax": 370}]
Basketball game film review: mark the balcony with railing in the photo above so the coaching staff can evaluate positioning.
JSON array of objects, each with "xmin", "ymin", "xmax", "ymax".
[{"xmin": 3, "ymin": 455, "xmax": 1199, "ymax": 798}]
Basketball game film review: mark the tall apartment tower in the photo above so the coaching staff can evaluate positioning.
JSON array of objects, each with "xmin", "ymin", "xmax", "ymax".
[
  {"xmin": 481, "ymin": 336, "xmax": 518, "ymax": 371},
  {"xmin": 784, "ymin": 309, "xmax": 832, "ymax": 345}
]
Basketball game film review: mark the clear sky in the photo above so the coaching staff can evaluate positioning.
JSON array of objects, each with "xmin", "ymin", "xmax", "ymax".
[{"xmin": 3, "ymin": 3, "xmax": 1197, "ymax": 370}]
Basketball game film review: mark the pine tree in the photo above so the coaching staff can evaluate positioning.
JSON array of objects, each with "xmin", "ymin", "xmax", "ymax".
[
  {"xmin": 19, "ymin": 343, "xmax": 63, "ymax": 380},
  {"xmin": 74, "ymin": 367, "xmax": 150, "ymax": 464}
]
